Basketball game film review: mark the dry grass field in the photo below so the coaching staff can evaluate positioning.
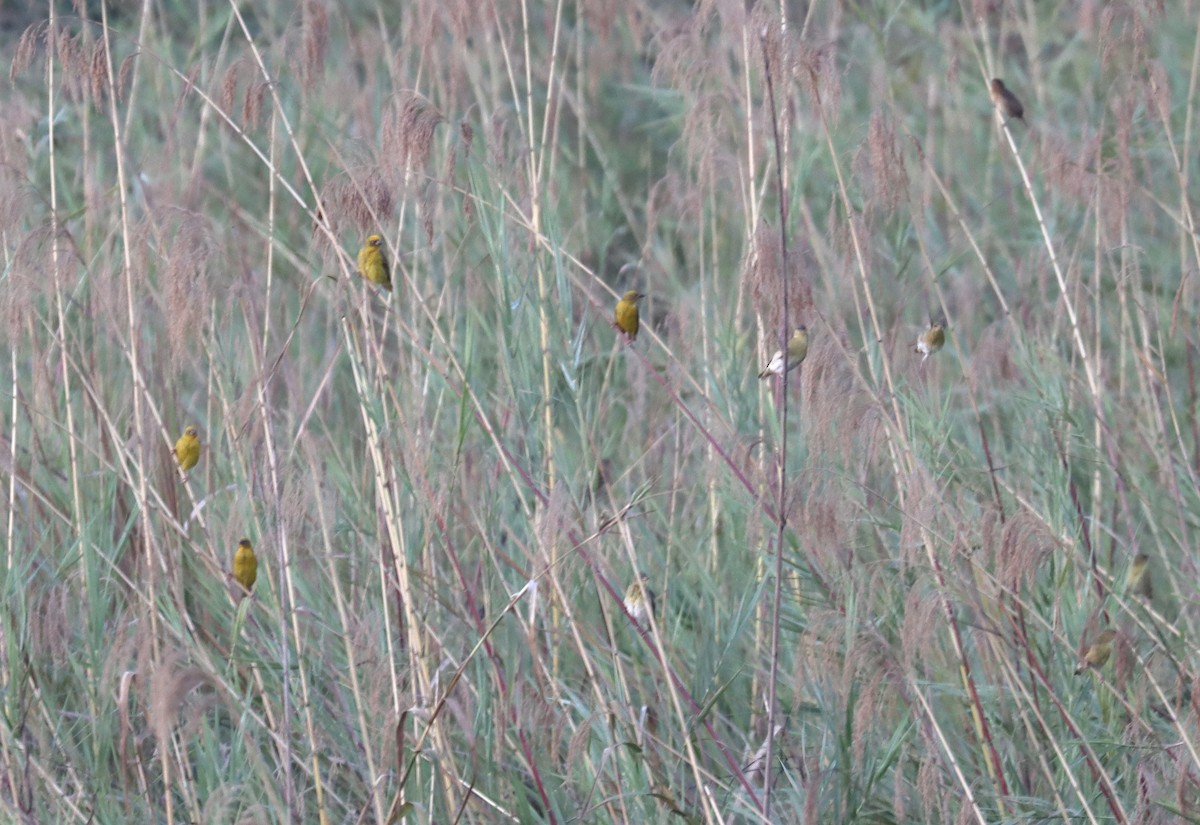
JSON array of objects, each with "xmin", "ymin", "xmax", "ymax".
[{"xmin": 3, "ymin": 1, "xmax": 1200, "ymax": 822}]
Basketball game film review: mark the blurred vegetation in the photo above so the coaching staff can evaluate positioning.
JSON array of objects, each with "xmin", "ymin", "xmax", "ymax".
[{"xmin": 2, "ymin": 1, "xmax": 1199, "ymax": 822}]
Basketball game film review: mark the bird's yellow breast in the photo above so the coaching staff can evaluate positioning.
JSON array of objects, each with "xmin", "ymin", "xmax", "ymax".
[{"xmin": 234, "ymin": 540, "xmax": 258, "ymax": 592}]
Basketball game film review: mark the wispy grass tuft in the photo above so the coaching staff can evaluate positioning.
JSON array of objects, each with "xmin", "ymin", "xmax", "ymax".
[{"xmin": 3, "ymin": 1, "xmax": 1200, "ymax": 823}]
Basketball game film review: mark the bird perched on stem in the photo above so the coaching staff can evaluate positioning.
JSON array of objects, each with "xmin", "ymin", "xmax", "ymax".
[
  {"xmin": 175, "ymin": 426, "xmax": 201, "ymax": 472},
  {"xmin": 357, "ymin": 234, "xmax": 392, "ymax": 291},
  {"xmin": 1127, "ymin": 553, "xmax": 1153, "ymax": 599},
  {"xmin": 1074, "ymin": 629, "xmax": 1116, "ymax": 675},
  {"xmin": 990, "ymin": 78, "xmax": 1026, "ymax": 125},
  {"xmin": 614, "ymin": 290, "xmax": 644, "ymax": 340},
  {"xmin": 233, "ymin": 538, "xmax": 258, "ymax": 595},
  {"xmin": 916, "ymin": 319, "xmax": 946, "ymax": 361},
  {"xmin": 759, "ymin": 326, "xmax": 808, "ymax": 379},
  {"xmin": 623, "ymin": 573, "xmax": 657, "ymax": 626}
]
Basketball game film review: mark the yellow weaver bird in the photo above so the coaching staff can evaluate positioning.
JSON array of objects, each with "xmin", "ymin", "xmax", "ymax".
[
  {"xmin": 614, "ymin": 290, "xmax": 644, "ymax": 340},
  {"xmin": 759, "ymin": 326, "xmax": 808, "ymax": 379},
  {"xmin": 623, "ymin": 573, "xmax": 657, "ymax": 626},
  {"xmin": 357, "ymin": 234, "xmax": 392, "ymax": 291},
  {"xmin": 990, "ymin": 78, "xmax": 1026, "ymax": 124},
  {"xmin": 1074, "ymin": 629, "xmax": 1116, "ymax": 675},
  {"xmin": 916, "ymin": 320, "xmax": 945, "ymax": 361},
  {"xmin": 233, "ymin": 538, "xmax": 258, "ymax": 594},
  {"xmin": 174, "ymin": 426, "xmax": 201, "ymax": 472}
]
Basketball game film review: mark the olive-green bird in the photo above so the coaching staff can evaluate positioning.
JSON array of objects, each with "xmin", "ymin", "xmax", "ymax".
[
  {"xmin": 357, "ymin": 234, "xmax": 392, "ymax": 291},
  {"xmin": 615, "ymin": 290, "xmax": 644, "ymax": 340},
  {"xmin": 916, "ymin": 320, "xmax": 945, "ymax": 361},
  {"xmin": 759, "ymin": 326, "xmax": 808, "ymax": 379},
  {"xmin": 175, "ymin": 425, "xmax": 201, "ymax": 472},
  {"xmin": 233, "ymin": 538, "xmax": 258, "ymax": 594},
  {"xmin": 1074, "ymin": 629, "xmax": 1117, "ymax": 675},
  {"xmin": 623, "ymin": 572, "xmax": 657, "ymax": 626},
  {"xmin": 1127, "ymin": 553, "xmax": 1152, "ymax": 599}
]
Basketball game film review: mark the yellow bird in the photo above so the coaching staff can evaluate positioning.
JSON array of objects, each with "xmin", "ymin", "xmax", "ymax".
[
  {"xmin": 759, "ymin": 326, "xmax": 809, "ymax": 379},
  {"xmin": 916, "ymin": 320, "xmax": 945, "ymax": 361},
  {"xmin": 174, "ymin": 425, "xmax": 201, "ymax": 472},
  {"xmin": 356, "ymin": 234, "xmax": 392, "ymax": 291},
  {"xmin": 1074, "ymin": 629, "xmax": 1117, "ymax": 675},
  {"xmin": 1127, "ymin": 553, "xmax": 1152, "ymax": 599},
  {"xmin": 233, "ymin": 538, "xmax": 258, "ymax": 594},
  {"xmin": 614, "ymin": 290, "xmax": 644, "ymax": 340},
  {"xmin": 623, "ymin": 573, "xmax": 657, "ymax": 626}
]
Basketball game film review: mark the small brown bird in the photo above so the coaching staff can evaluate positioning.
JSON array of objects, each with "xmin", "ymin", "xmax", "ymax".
[
  {"xmin": 623, "ymin": 572, "xmax": 657, "ymax": 626},
  {"xmin": 233, "ymin": 538, "xmax": 258, "ymax": 594},
  {"xmin": 990, "ymin": 78, "xmax": 1026, "ymax": 124},
  {"xmin": 1127, "ymin": 553, "xmax": 1153, "ymax": 599},
  {"xmin": 1074, "ymin": 629, "xmax": 1117, "ymax": 675},
  {"xmin": 174, "ymin": 425, "xmax": 201, "ymax": 472},
  {"xmin": 614, "ymin": 290, "xmax": 644, "ymax": 340},
  {"xmin": 916, "ymin": 319, "xmax": 946, "ymax": 361},
  {"xmin": 759, "ymin": 326, "xmax": 809, "ymax": 379}
]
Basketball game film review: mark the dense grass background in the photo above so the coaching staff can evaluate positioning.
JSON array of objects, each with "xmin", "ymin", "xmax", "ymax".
[{"xmin": 3, "ymin": 0, "xmax": 1200, "ymax": 822}]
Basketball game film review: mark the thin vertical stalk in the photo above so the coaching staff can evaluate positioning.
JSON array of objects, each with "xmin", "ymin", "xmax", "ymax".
[
  {"xmin": 516, "ymin": 0, "xmax": 560, "ymax": 674},
  {"xmin": 257, "ymin": 107, "xmax": 296, "ymax": 820},
  {"xmin": 759, "ymin": 31, "xmax": 789, "ymax": 816},
  {"xmin": 47, "ymin": 7, "xmax": 82, "ymax": 549},
  {"xmin": 98, "ymin": 2, "xmax": 171, "ymax": 820}
]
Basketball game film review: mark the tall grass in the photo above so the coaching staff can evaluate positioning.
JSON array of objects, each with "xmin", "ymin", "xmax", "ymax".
[{"xmin": 2, "ymin": 1, "xmax": 1199, "ymax": 822}]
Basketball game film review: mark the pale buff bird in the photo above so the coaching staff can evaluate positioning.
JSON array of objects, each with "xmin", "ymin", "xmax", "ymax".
[
  {"xmin": 916, "ymin": 320, "xmax": 945, "ymax": 361},
  {"xmin": 623, "ymin": 573, "xmax": 657, "ymax": 626}
]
